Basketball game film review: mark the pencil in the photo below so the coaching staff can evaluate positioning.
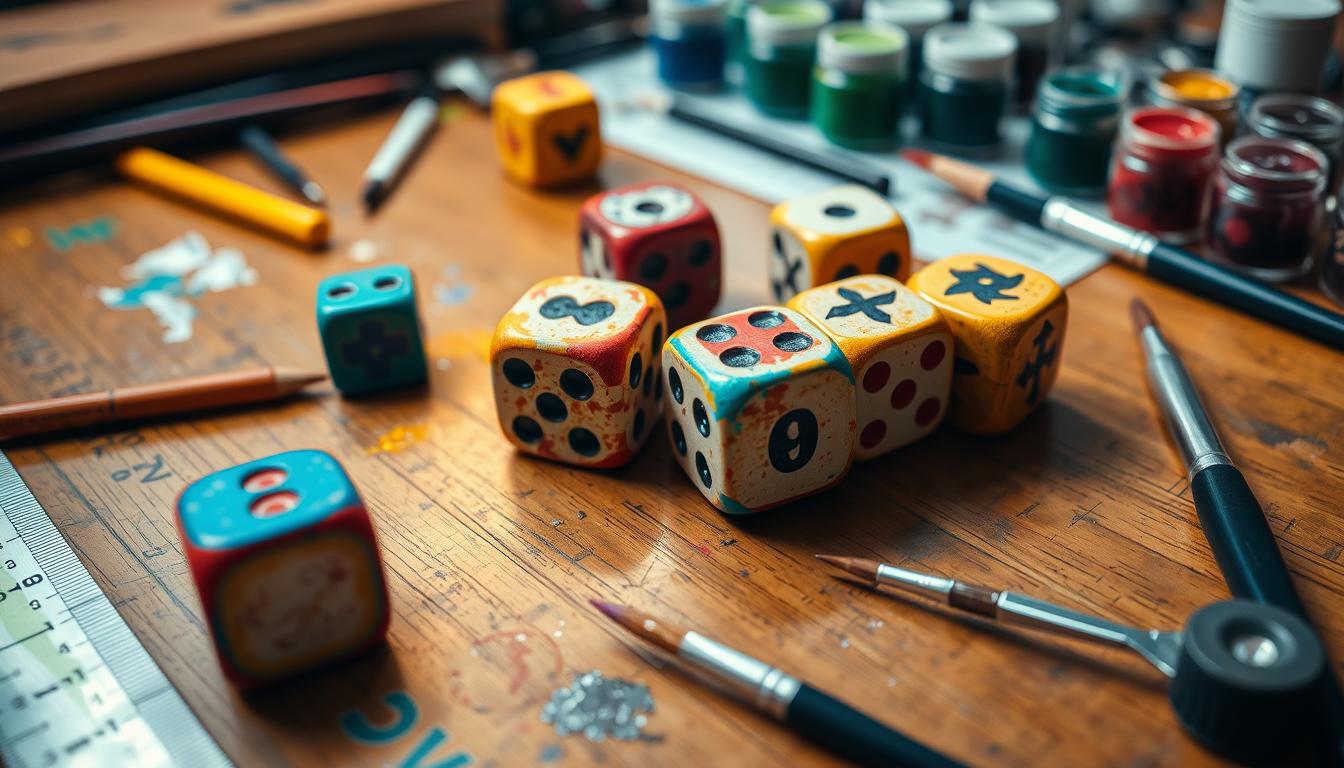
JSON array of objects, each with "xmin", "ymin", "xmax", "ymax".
[
  {"xmin": 590, "ymin": 600, "xmax": 962, "ymax": 768},
  {"xmin": 0, "ymin": 367, "xmax": 326, "ymax": 440},
  {"xmin": 900, "ymin": 149, "xmax": 1344, "ymax": 350},
  {"xmin": 361, "ymin": 91, "xmax": 441, "ymax": 213},
  {"xmin": 239, "ymin": 125, "xmax": 327, "ymax": 206}
]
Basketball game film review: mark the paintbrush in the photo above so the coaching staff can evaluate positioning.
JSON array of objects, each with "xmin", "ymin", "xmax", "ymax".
[
  {"xmin": 589, "ymin": 600, "xmax": 962, "ymax": 768},
  {"xmin": 900, "ymin": 149, "xmax": 1344, "ymax": 351}
]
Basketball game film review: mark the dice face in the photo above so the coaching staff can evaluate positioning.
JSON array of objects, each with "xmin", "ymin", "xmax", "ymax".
[
  {"xmin": 492, "ymin": 71, "xmax": 601, "ymax": 188},
  {"xmin": 907, "ymin": 254, "xmax": 1068, "ymax": 435},
  {"xmin": 788, "ymin": 276, "xmax": 953, "ymax": 460},
  {"xmin": 176, "ymin": 450, "xmax": 390, "ymax": 687},
  {"xmin": 317, "ymin": 265, "xmax": 428, "ymax": 397},
  {"xmin": 769, "ymin": 185, "xmax": 911, "ymax": 303},
  {"xmin": 492, "ymin": 276, "xmax": 666, "ymax": 468},
  {"xmin": 579, "ymin": 182, "xmax": 722, "ymax": 329},
  {"xmin": 663, "ymin": 307, "xmax": 856, "ymax": 513}
]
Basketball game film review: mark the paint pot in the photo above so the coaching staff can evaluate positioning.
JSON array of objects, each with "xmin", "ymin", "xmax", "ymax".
[
  {"xmin": 862, "ymin": 0, "xmax": 953, "ymax": 89},
  {"xmin": 652, "ymin": 0, "xmax": 730, "ymax": 89},
  {"xmin": 1107, "ymin": 106, "xmax": 1220, "ymax": 244},
  {"xmin": 967, "ymin": 0, "xmax": 1059, "ymax": 106},
  {"xmin": 745, "ymin": 0, "xmax": 834, "ymax": 118},
  {"xmin": 1088, "ymin": 0, "xmax": 1167, "ymax": 32},
  {"xmin": 811, "ymin": 21, "xmax": 910, "ymax": 150},
  {"xmin": 1323, "ymin": 183, "xmax": 1344, "ymax": 307},
  {"xmin": 726, "ymin": 0, "xmax": 763, "ymax": 82},
  {"xmin": 917, "ymin": 22, "xmax": 1017, "ymax": 151},
  {"xmin": 1147, "ymin": 69, "xmax": 1239, "ymax": 148},
  {"xmin": 1206, "ymin": 137, "xmax": 1327, "ymax": 282},
  {"xmin": 1246, "ymin": 94, "xmax": 1344, "ymax": 197},
  {"xmin": 1215, "ymin": 0, "xmax": 1340, "ymax": 93},
  {"xmin": 1024, "ymin": 67, "xmax": 1128, "ymax": 196}
]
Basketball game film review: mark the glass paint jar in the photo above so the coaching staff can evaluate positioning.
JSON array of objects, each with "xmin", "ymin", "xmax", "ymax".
[
  {"xmin": 1206, "ymin": 137, "xmax": 1327, "ymax": 282},
  {"xmin": 1024, "ymin": 67, "xmax": 1128, "ymax": 196},
  {"xmin": 1147, "ymin": 69, "xmax": 1239, "ymax": 148},
  {"xmin": 1107, "ymin": 106, "xmax": 1221, "ymax": 244},
  {"xmin": 811, "ymin": 22, "xmax": 910, "ymax": 150},
  {"xmin": 745, "ymin": 0, "xmax": 834, "ymax": 118},
  {"xmin": 863, "ymin": 0, "xmax": 953, "ymax": 96},
  {"xmin": 652, "ymin": 0, "xmax": 730, "ymax": 90},
  {"xmin": 917, "ymin": 22, "xmax": 1017, "ymax": 151},
  {"xmin": 1246, "ymin": 94, "xmax": 1344, "ymax": 197},
  {"xmin": 1323, "ymin": 185, "xmax": 1344, "ymax": 307},
  {"xmin": 726, "ymin": 0, "xmax": 762, "ymax": 82},
  {"xmin": 968, "ymin": 0, "xmax": 1059, "ymax": 107}
]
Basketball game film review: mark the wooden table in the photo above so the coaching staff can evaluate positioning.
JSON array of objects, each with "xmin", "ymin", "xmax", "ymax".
[{"xmin": 0, "ymin": 104, "xmax": 1340, "ymax": 768}]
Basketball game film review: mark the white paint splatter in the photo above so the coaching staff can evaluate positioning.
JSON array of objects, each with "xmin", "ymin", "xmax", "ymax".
[
  {"xmin": 349, "ymin": 239, "xmax": 379, "ymax": 263},
  {"xmin": 434, "ymin": 264, "xmax": 474, "ymax": 307},
  {"xmin": 141, "ymin": 292, "xmax": 197, "ymax": 343},
  {"xmin": 185, "ymin": 247, "xmax": 257, "ymax": 294},
  {"xmin": 122, "ymin": 231, "xmax": 211, "ymax": 279}
]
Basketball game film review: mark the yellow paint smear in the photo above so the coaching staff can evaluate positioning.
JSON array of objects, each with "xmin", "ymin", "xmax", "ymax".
[
  {"xmin": 6, "ymin": 228, "xmax": 34, "ymax": 248},
  {"xmin": 366, "ymin": 423, "xmax": 431, "ymax": 454},
  {"xmin": 428, "ymin": 328, "xmax": 493, "ymax": 363}
]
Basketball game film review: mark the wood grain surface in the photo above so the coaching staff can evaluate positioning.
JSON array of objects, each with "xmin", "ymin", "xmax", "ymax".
[{"xmin": 0, "ymin": 103, "xmax": 1340, "ymax": 767}]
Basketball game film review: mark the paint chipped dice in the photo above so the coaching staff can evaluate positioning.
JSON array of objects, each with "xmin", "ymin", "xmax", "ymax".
[
  {"xmin": 663, "ymin": 307, "xmax": 856, "ymax": 513},
  {"xmin": 907, "ymin": 254, "xmax": 1067, "ymax": 435},
  {"xmin": 788, "ymin": 275, "xmax": 952, "ymax": 459},
  {"xmin": 317, "ymin": 265, "xmax": 428, "ymax": 397},
  {"xmin": 579, "ymin": 181, "xmax": 722, "ymax": 329},
  {"xmin": 492, "ymin": 71, "xmax": 601, "ymax": 188},
  {"xmin": 176, "ymin": 450, "xmax": 390, "ymax": 688},
  {"xmin": 769, "ymin": 184, "xmax": 911, "ymax": 303},
  {"xmin": 492, "ymin": 276, "xmax": 667, "ymax": 468}
]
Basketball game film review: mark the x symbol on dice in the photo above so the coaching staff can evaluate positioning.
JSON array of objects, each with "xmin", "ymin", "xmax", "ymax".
[
  {"xmin": 826, "ymin": 288, "xmax": 895, "ymax": 324},
  {"xmin": 772, "ymin": 247, "xmax": 803, "ymax": 299}
]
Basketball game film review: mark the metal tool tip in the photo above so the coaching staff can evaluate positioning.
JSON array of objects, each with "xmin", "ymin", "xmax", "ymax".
[
  {"xmin": 1129, "ymin": 298, "xmax": 1158, "ymax": 334},
  {"xmin": 302, "ymin": 180, "xmax": 328, "ymax": 206}
]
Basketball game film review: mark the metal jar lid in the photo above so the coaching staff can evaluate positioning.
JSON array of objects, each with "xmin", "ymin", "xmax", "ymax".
[
  {"xmin": 922, "ymin": 22, "xmax": 1018, "ymax": 81},
  {"xmin": 1214, "ymin": 0, "xmax": 1341, "ymax": 92}
]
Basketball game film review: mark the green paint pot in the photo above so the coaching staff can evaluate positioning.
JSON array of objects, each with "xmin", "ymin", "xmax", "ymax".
[
  {"xmin": 811, "ymin": 22, "xmax": 910, "ymax": 150},
  {"xmin": 1025, "ymin": 67, "xmax": 1128, "ymax": 196},
  {"xmin": 917, "ymin": 22, "xmax": 1016, "ymax": 151},
  {"xmin": 744, "ymin": 0, "xmax": 833, "ymax": 118}
]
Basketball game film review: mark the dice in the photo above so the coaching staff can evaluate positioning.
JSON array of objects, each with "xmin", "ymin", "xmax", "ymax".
[
  {"xmin": 907, "ymin": 254, "xmax": 1067, "ymax": 435},
  {"xmin": 492, "ymin": 275, "xmax": 666, "ymax": 468},
  {"xmin": 787, "ymin": 275, "xmax": 953, "ymax": 460},
  {"xmin": 176, "ymin": 450, "xmax": 390, "ymax": 688},
  {"xmin": 317, "ymin": 264, "xmax": 428, "ymax": 397},
  {"xmin": 769, "ymin": 184, "xmax": 911, "ymax": 303},
  {"xmin": 492, "ymin": 71, "xmax": 602, "ymax": 188},
  {"xmin": 663, "ymin": 307, "xmax": 855, "ymax": 513},
  {"xmin": 579, "ymin": 181, "xmax": 722, "ymax": 329}
]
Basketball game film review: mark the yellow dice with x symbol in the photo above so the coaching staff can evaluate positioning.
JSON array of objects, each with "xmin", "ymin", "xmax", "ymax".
[{"xmin": 492, "ymin": 71, "xmax": 602, "ymax": 188}]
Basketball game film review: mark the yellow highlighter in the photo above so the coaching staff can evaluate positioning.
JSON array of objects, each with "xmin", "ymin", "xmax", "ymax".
[{"xmin": 116, "ymin": 147, "xmax": 330, "ymax": 248}]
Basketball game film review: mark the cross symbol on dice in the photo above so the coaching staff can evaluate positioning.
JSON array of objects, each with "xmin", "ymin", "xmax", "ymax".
[
  {"xmin": 771, "ymin": 237, "xmax": 804, "ymax": 300},
  {"xmin": 825, "ymin": 287, "xmax": 896, "ymax": 324},
  {"xmin": 1016, "ymin": 320, "xmax": 1058, "ymax": 405},
  {"xmin": 341, "ymin": 320, "xmax": 411, "ymax": 381}
]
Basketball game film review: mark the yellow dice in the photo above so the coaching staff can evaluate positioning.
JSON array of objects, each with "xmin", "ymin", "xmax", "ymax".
[
  {"xmin": 787, "ymin": 275, "xmax": 953, "ymax": 460},
  {"xmin": 769, "ymin": 185, "xmax": 911, "ymax": 303},
  {"xmin": 491, "ymin": 71, "xmax": 602, "ymax": 188},
  {"xmin": 907, "ymin": 254, "xmax": 1067, "ymax": 435}
]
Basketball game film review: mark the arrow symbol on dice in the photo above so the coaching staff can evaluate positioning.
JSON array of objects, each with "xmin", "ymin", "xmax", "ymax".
[
  {"xmin": 539, "ymin": 295, "xmax": 615, "ymax": 326},
  {"xmin": 945, "ymin": 262, "xmax": 1024, "ymax": 305},
  {"xmin": 826, "ymin": 288, "xmax": 895, "ymax": 324},
  {"xmin": 552, "ymin": 126, "xmax": 589, "ymax": 163},
  {"xmin": 1016, "ymin": 320, "xmax": 1058, "ymax": 405}
]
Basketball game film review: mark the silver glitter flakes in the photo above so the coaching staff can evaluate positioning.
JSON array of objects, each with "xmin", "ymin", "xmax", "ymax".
[{"xmin": 540, "ymin": 670, "xmax": 655, "ymax": 742}]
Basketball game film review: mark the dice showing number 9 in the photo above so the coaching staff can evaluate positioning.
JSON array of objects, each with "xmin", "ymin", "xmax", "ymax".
[{"xmin": 662, "ymin": 306, "xmax": 856, "ymax": 513}]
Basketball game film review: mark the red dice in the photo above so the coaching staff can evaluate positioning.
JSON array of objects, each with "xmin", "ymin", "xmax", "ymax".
[{"xmin": 579, "ymin": 181, "xmax": 722, "ymax": 329}]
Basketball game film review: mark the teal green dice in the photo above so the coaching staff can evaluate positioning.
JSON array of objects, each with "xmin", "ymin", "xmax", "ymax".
[{"xmin": 317, "ymin": 265, "xmax": 427, "ymax": 396}]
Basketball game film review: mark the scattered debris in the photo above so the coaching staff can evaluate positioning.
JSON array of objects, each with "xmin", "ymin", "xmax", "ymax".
[{"xmin": 541, "ymin": 671, "xmax": 655, "ymax": 742}]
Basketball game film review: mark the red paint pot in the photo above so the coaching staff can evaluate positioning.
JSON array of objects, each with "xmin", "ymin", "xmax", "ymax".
[{"xmin": 1107, "ymin": 106, "xmax": 1221, "ymax": 244}]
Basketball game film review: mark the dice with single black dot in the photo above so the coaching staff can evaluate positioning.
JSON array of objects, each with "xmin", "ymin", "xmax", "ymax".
[
  {"xmin": 579, "ymin": 181, "xmax": 721, "ymax": 329},
  {"xmin": 492, "ymin": 71, "xmax": 601, "ymax": 188},
  {"xmin": 317, "ymin": 265, "xmax": 428, "ymax": 397},
  {"xmin": 663, "ymin": 307, "xmax": 855, "ymax": 513},
  {"xmin": 492, "ymin": 276, "xmax": 666, "ymax": 467},
  {"xmin": 176, "ymin": 449, "xmax": 390, "ymax": 688},
  {"xmin": 787, "ymin": 275, "xmax": 953, "ymax": 459},
  {"xmin": 907, "ymin": 253, "xmax": 1067, "ymax": 435},
  {"xmin": 769, "ymin": 184, "xmax": 911, "ymax": 303}
]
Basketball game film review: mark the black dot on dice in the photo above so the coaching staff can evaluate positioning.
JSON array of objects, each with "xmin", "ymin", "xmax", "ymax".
[
  {"xmin": 824, "ymin": 204, "xmax": 856, "ymax": 218},
  {"xmin": 665, "ymin": 282, "xmax": 690, "ymax": 309},
  {"xmin": 669, "ymin": 367, "xmax": 684, "ymax": 403},
  {"xmin": 671, "ymin": 421, "xmax": 687, "ymax": 456},
  {"xmin": 834, "ymin": 265, "xmax": 859, "ymax": 281},
  {"xmin": 569, "ymin": 428, "xmax": 601, "ymax": 457},
  {"xmin": 502, "ymin": 358, "xmax": 535, "ymax": 388},
  {"xmin": 640, "ymin": 253, "xmax": 668, "ymax": 281},
  {"xmin": 748, "ymin": 310, "xmax": 784, "ymax": 329},
  {"xmin": 536, "ymin": 393, "xmax": 567, "ymax": 423},
  {"xmin": 719, "ymin": 346, "xmax": 760, "ymax": 368},
  {"xmin": 695, "ymin": 451, "xmax": 712, "ymax": 488},
  {"xmin": 327, "ymin": 283, "xmax": 356, "ymax": 300},
  {"xmin": 693, "ymin": 398, "xmax": 711, "ymax": 437},
  {"xmin": 629, "ymin": 353, "xmax": 643, "ymax": 388},
  {"xmin": 878, "ymin": 251, "xmax": 900, "ymax": 276},
  {"xmin": 633, "ymin": 410, "xmax": 645, "ymax": 440},
  {"xmin": 636, "ymin": 201, "xmax": 665, "ymax": 214},
  {"xmin": 373, "ymin": 275, "xmax": 402, "ymax": 291},
  {"xmin": 653, "ymin": 323, "xmax": 664, "ymax": 350},
  {"xmin": 560, "ymin": 369, "xmax": 594, "ymax": 401},
  {"xmin": 689, "ymin": 240, "xmax": 713, "ymax": 267},
  {"xmin": 773, "ymin": 332, "xmax": 813, "ymax": 352},
  {"xmin": 697, "ymin": 323, "xmax": 736, "ymax": 343},
  {"xmin": 512, "ymin": 416, "xmax": 542, "ymax": 443},
  {"xmin": 642, "ymin": 366, "xmax": 653, "ymax": 397}
]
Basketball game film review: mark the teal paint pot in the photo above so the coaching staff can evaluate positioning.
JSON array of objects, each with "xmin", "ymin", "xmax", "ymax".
[
  {"xmin": 726, "ymin": 0, "xmax": 759, "ymax": 83},
  {"xmin": 811, "ymin": 22, "xmax": 910, "ymax": 150},
  {"xmin": 917, "ymin": 22, "xmax": 1017, "ymax": 151},
  {"xmin": 1024, "ymin": 67, "xmax": 1128, "ymax": 196},
  {"xmin": 744, "ymin": 0, "xmax": 834, "ymax": 118},
  {"xmin": 863, "ymin": 0, "xmax": 954, "ymax": 102}
]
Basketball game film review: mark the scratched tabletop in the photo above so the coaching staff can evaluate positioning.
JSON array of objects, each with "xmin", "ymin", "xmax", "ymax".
[{"xmin": 0, "ymin": 105, "xmax": 1341, "ymax": 767}]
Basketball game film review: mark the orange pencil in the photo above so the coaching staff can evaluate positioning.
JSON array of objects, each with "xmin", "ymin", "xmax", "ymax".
[{"xmin": 0, "ymin": 367, "xmax": 325, "ymax": 440}]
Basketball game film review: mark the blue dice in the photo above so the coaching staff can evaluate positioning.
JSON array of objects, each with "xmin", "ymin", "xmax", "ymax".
[{"xmin": 317, "ymin": 265, "xmax": 428, "ymax": 396}]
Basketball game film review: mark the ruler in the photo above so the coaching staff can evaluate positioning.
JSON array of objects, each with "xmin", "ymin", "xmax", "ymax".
[{"xmin": 0, "ymin": 451, "xmax": 231, "ymax": 768}]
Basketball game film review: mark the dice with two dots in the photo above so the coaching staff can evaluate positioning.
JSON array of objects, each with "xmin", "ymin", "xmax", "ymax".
[
  {"xmin": 317, "ymin": 265, "xmax": 428, "ymax": 397},
  {"xmin": 907, "ymin": 254, "xmax": 1068, "ymax": 435},
  {"xmin": 492, "ymin": 71, "xmax": 601, "ymax": 188},
  {"xmin": 769, "ymin": 184, "xmax": 912, "ymax": 303},
  {"xmin": 176, "ymin": 450, "xmax": 390, "ymax": 688},
  {"xmin": 579, "ymin": 181, "xmax": 722, "ymax": 329},
  {"xmin": 787, "ymin": 275, "xmax": 954, "ymax": 460},
  {"xmin": 492, "ymin": 276, "xmax": 667, "ymax": 468},
  {"xmin": 663, "ymin": 307, "xmax": 856, "ymax": 513}
]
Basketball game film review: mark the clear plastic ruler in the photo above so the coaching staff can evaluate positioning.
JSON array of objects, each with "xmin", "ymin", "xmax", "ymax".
[{"xmin": 0, "ymin": 451, "xmax": 231, "ymax": 768}]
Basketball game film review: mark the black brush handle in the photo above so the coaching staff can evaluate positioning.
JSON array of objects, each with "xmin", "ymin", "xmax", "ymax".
[{"xmin": 786, "ymin": 685, "xmax": 964, "ymax": 768}]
